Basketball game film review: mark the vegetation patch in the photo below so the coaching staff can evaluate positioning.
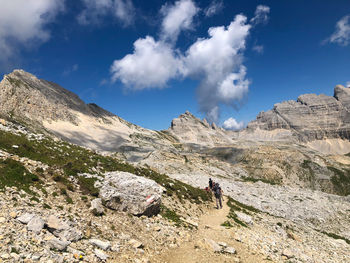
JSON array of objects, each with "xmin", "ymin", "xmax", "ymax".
[
  {"xmin": 241, "ymin": 176, "xmax": 279, "ymax": 185},
  {"xmin": 0, "ymin": 129, "xmax": 211, "ymax": 205},
  {"xmin": 0, "ymin": 159, "xmax": 39, "ymax": 195},
  {"xmin": 328, "ymin": 166, "xmax": 350, "ymax": 196},
  {"xmin": 321, "ymin": 231, "xmax": 350, "ymax": 245},
  {"xmin": 160, "ymin": 205, "xmax": 182, "ymax": 227},
  {"xmin": 221, "ymin": 220, "xmax": 233, "ymax": 228},
  {"xmin": 225, "ymin": 196, "xmax": 261, "ymax": 228},
  {"xmin": 77, "ymin": 176, "xmax": 99, "ymax": 197}
]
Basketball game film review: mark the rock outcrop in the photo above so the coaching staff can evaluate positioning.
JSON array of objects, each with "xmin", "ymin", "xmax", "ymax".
[
  {"xmin": 244, "ymin": 85, "xmax": 350, "ymax": 143},
  {"xmin": 89, "ymin": 171, "xmax": 164, "ymax": 216},
  {"xmin": 167, "ymin": 111, "xmax": 233, "ymax": 146}
]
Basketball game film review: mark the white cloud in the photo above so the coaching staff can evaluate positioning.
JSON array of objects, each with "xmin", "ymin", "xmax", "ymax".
[
  {"xmin": 252, "ymin": 44, "xmax": 264, "ymax": 53},
  {"xmin": 110, "ymin": 36, "xmax": 184, "ymax": 89},
  {"xmin": 0, "ymin": 0, "xmax": 64, "ymax": 64},
  {"xmin": 184, "ymin": 14, "xmax": 251, "ymax": 122},
  {"xmin": 114, "ymin": 0, "xmax": 135, "ymax": 26},
  {"xmin": 78, "ymin": 0, "xmax": 134, "ymax": 26},
  {"xmin": 111, "ymin": 5, "xmax": 270, "ymax": 123},
  {"xmin": 161, "ymin": 0, "xmax": 199, "ymax": 42},
  {"xmin": 327, "ymin": 15, "xmax": 350, "ymax": 46},
  {"xmin": 223, "ymin": 117, "xmax": 244, "ymax": 130},
  {"xmin": 346, "ymin": 81, "xmax": 350, "ymax": 88},
  {"xmin": 204, "ymin": 0, "xmax": 224, "ymax": 17},
  {"xmin": 250, "ymin": 5, "xmax": 270, "ymax": 25}
]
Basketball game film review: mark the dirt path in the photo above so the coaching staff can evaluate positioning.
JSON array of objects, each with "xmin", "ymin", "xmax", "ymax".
[{"xmin": 153, "ymin": 198, "xmax": 272, "ymax": 263}]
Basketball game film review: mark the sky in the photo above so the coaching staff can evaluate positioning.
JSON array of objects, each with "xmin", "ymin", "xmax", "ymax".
[{"xmin": 1, "ymin": 0, "xmax": 350, "ymax": 130}]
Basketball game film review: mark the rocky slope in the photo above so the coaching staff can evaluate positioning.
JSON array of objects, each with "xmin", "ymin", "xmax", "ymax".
[
  {"xmin": 1, "ymin": 69, "xmax": 350, "ymax": 262},
  {"xmin": 240, "ymin": 85, "xmax": 350, "ymax": 154}
]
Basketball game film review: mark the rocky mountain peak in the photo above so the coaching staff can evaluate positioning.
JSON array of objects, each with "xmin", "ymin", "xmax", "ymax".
[{"xmin": 244, "ymin": 85, "xmax": 350, "ymax": 143}]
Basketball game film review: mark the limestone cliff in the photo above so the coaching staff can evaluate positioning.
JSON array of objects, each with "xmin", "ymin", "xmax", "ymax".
[{"xmin": 242, "ymin": 85, "xmax": 350, "ymax": 145}]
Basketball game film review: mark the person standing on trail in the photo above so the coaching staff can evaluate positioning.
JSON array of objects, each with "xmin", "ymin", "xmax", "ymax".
[
  {"xmin": 213, "ymin": 183, "xmax": 223, "ymax": 209},
  {"xmin": 209, "ymin": 178, "xmax": 213, "ymax": 190}
]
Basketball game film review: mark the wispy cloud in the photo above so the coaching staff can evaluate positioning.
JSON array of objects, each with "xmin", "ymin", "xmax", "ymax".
[
  {"xmin": 63, "ymin": 64, "xmax": 79, "ymax": 76},
  {"xmin": 252, "ymin": 44, "xmax": 264, "ymax": 54},
  {"xmin": 0, "ymin": 0, "xmax": 64, "ymax": 66},
  {"xmin": 204, "ymin": 0, "xmax": 224, "ymax": 17},
  {"xmin": 78, "ymin": 0, "xmax": 135, "ymax": 26},
  {"xmin": 250, "ymin": 5, "xmax": 270, "ymax": 25},
  {"xmin": 111, "ymin": 4, "xmax": 269, "ymax": 123},
  {"xmin": 160, "ymin": 0, "xmax": 199, "ymax": 42},
  {"xmin": 324, "ymin": 15, "xmax": 350, "ymax": 46}
]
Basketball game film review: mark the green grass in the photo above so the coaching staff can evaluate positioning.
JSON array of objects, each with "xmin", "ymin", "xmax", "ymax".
[
  {"xmin": 160, "ymin": 205, "xmax": 182, "ymax": 227},
  {"xmin": 221, "ymin": 220, "xmax": 233, "ymax": 228},
  {"xmin": 0, "ymin": 159, "xmax": 40, "ymax": 195},
  {"xmin": 0, "ymin": 129, "xmax": 211, "ymax": 204},
  {"xmin": 328, "ymin": 166, "xmax": 350, "ymax": 196},
  {"xmin": 225, "ymin": 196, "xmax": 261, "ymax": 228},
  {"xmin": 241, "ymin": 176, "xmax": 279, "ymax": 185}
]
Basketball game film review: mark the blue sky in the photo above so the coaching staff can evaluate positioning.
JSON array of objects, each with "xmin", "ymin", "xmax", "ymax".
[{"xmin": 1, "ymin": 0, "xmax": 350, "ymax": 130}]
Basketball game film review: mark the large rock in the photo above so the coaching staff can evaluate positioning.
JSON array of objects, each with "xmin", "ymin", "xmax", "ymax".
[{"xmin": 97, "ymin": 171, "xmax": 164, "ymax": 216}]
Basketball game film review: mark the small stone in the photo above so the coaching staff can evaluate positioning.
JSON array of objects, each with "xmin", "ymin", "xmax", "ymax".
[
  {"xmin": 0, "ymin": 217, "xmax": 5, "ymax": 224},
  {"xmin": 235, "ymin": 212, "xmax": 253, "ymax": 225},
  {"xmin": 218, "ymin": 242, "xmax": 227, "ymax": 247},
  {"xmin": 282, "ymin": 248, "xmax": 294, "ymax": 259},
  {"xmin": 224, "ymin": 246, "xmax": 236, "ymax": 254},
  {"xmin": 94, "ymin": 249, "xmax": 108, "ymax": 261},
  {"xmin": 204, "ymin": 238, "xmax": 221, "ymax": 253},
  {"xmin": 46, "ymin": 238, "xmax": 70, "ymax": 251},
  {"xmin": 46, "ymin": 215, "xmax": 61, "ymax": 230},
  {"xmin": 90, "ymin": 198, "xmax": 104, "ymax": 215},
  {"xmin": 90, "ymin": 239, "xmax": 111, "ymax": 251},
  {"xmin": 17, "ymin": 213, "xmax": 35, "ymax": 224},
  {"xmin": 1, "ymin": 254, "xmax": 10, "ymax": 260},
  {"xmin": 9, "ymin": 212, "xmax": 17, "ymax": 218},
  {"xmin": 129, "ymin": 239, "xmax": 143, "ymax": 249},
  {"xmin": 27, "ymin": 217, "xmax": 45, "ymax": 234}
]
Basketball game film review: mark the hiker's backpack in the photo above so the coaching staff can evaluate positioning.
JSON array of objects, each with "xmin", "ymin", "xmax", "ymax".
[{"xmin": 215, "ymin": 186, "xmax": 221, "ymax": 197}]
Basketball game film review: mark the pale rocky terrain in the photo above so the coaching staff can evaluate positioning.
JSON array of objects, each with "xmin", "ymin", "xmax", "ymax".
[{"xmin": 0, "ymin": 70, "xmax": 350, "ymax": 262}]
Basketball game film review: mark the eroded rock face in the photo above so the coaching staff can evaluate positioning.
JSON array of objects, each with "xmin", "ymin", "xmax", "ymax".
[
  {"xmin": 245, "ymin": 86, "xmax": 350, "ymax": 142},
  {"xmin": 96, "ymin": 172, "xmax": 164, "ymax": 216},
  {"xmin": 168, "ymin": 111, "xmax": 233, "ymax": 146}
]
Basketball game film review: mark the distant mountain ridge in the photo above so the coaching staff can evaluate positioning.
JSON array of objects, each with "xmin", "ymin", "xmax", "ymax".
[{"xmin": 1, "ymin": 69, "xmax": 350, "ymax": 155}]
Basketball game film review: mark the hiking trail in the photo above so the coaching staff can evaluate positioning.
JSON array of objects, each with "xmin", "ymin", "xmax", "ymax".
[{"xmin": 152, "ymin": 198, "xmax": 272, "ymax": 263}]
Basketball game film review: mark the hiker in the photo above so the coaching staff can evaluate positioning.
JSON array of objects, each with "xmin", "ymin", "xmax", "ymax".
[
  {"xmin": 209, "ymin": 178, "xmax": 213, "ymax": 190},
  {"xmin": 213, "ymin": 183, "xmax": 223, "ymax": 209}
]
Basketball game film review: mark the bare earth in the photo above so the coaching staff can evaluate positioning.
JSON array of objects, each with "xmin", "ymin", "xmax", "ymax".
[{"xmin": 152, "ymin": 198, "xmax": 272, "ymax": 263}]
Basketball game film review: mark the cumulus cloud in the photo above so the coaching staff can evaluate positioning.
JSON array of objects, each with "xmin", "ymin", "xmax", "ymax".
[
  {"xmin": 223, "ymin": 117, "xmax": 244, "ymax": 130},
  {"xmin": 250, "ymin": 5, "xmax": 270, "ymax": 25},
  {"xmin": 326, "ymin": 15, "xmax": 350, "ymax": 46},
  {"xmin": 346, "ymin": 81, "xmax": 350, "ymax": 88},
  {"xmin": 78, "ymin": 0, "xmax": 135, "ymax": 26},
  {"xmin": 111, "ymin": 36, "xmax": 184, "ymax": 89},
  {"xmin": 111, "ymin": 4, "xmax": 270, "ymax": 123},
  {"xmin": 183, "ymin": 15, "xmax": 251, "ymax": 122},
  {"xmin": 204, "ymin": 0, "xmax": 224, "ymax": 17},
  {"xmin": 161, "ymin": 0, "xmax": 199, "ymax": 42},
  {"xmin": 0, "ymin": 0, "xmax": 64, "ymax": 64}
]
